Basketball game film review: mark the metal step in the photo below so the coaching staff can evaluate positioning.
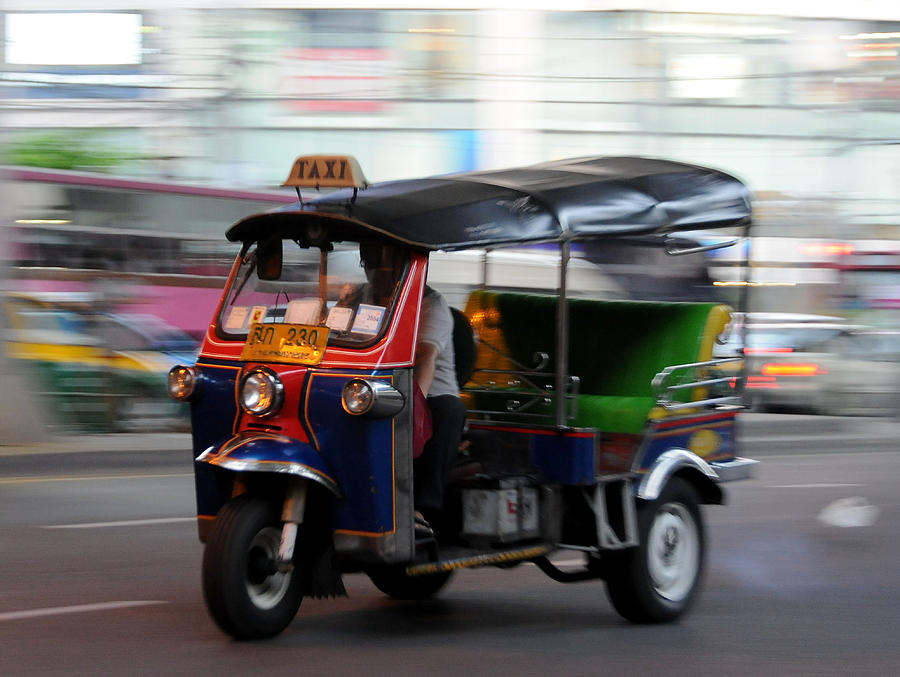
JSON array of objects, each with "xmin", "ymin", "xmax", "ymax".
[{"xmin": 405, "ymin": 542, "xmax": 553, "ymax": 577}]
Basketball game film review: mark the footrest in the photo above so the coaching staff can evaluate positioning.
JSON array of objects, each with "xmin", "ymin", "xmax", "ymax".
[{"xmin": 405, "ymin": 543, "xmax": 553, "ymax": 577}]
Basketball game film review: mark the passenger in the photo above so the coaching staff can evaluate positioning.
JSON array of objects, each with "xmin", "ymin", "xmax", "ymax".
[{"xmin": 413, "ymin": 285, "xmax": 466, "ymax": 539}]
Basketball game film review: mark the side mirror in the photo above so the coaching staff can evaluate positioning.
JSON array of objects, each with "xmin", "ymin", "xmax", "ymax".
[{"xmin": 257, "ymin": 238, "xmax": 283, "ymax": 280}]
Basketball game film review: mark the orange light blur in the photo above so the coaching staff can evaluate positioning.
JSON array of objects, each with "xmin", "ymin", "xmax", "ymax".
[
  {"xmin": 802, "ymin": 242, "xmax": 855, "ymax": 257},
  {"xmin": 761, "ymin": 363, "xmax": 824, "ymax": 376},
  {"xmin": 746, "ymin": 376, "xmax": 778, "ymax": 389}
]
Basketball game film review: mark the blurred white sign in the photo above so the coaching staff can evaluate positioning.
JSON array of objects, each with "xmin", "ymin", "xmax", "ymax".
[
  {"xmin": 6, "ymin": 13, "xmax": 142, "ymax": 66},
  {"xmin": 668, "ymin": 54, "xmax": 747, "ymax": 100}
]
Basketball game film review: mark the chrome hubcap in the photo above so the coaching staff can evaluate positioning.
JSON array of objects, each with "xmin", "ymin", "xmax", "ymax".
[{"xmin": 646, "ymin": 503, "xmax": 699, "ymax": 602}]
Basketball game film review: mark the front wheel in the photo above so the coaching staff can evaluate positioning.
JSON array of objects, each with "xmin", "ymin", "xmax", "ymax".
[
  {"xmin": 604, "ymin": 477, "xmax": 704, "ymax": 623},
  {"xmin": 202, "ymin": 495, "xmax": 304, "ymax": 639}
]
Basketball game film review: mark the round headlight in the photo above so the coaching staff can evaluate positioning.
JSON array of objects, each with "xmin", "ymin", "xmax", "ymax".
[
  {"xmin": 341, "ymin": 378, "xmax": 405, "ymax": 417},
  {"xmin": 168, "ymin": 365, "xmax": 198, "ymax": 401},
  {"xmin": 239, "ymin": 367, "xmax": 284, "ymax": 418},
  {"xmin": 342, "ymin": 378, "xmax": 374, "ymax": 415}
]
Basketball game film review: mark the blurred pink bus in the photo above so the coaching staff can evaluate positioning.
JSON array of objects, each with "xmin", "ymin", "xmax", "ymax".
[{"xmin": 2, "ymin": 165, "xmax": 294, "ymax": 338}]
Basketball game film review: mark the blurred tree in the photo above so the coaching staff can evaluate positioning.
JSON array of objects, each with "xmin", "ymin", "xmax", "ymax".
[{"xmin": 1, "ymin": 130, "xmax": 136, "ymax": 171}]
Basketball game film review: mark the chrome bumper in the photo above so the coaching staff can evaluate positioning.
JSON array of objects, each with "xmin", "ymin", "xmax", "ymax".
[{"xmin": 711, "ymin": 457, "xmax": 759, "ymax": 482}]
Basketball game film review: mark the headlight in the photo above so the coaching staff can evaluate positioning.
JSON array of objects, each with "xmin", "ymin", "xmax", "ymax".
[
  {"xmin": 239, "ymin": 367, "xmax": 284, "ymax": 418},
  {"xmin": 168, "ymin": 365, "xmax": 198, "ymax": 401},
  {"xmin": 341, "ymin": 378, "xmax": 404, "ymax": 417},
  {"xmin": 342, "ymin": 379, "xmax": 375, "ymax": 415}
]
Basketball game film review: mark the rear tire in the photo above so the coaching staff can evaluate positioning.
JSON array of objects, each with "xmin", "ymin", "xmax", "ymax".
[
  {"xmin": 367, "ymin": 566, "xmax": 453, "ymax": 600},
  {"xmin": 202, "ymin": 495, "xmax": 304, "ymax": 639},
  {"xmin": 605, "ymin": 477, "xmax": 704, "ymax": 623}
]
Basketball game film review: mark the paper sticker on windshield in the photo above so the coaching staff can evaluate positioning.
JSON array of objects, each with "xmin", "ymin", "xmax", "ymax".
[
  {"xmin": 249, "ymin": 306, "xmax": 268, "ymax": 324},
  {"xmin": 285, "ymin": 299, "xmax": 322, "ymax": 325},
  {"xmin": 352, "ymin": 304, "xmax": 385, "ymax": 335},
  {"xmin": 326, "ymin": 306, "xmax": 354, "ymax": 332},
  {"xmin": 225, "ymin": 306, "xmax": 250, "ymax": 330}
]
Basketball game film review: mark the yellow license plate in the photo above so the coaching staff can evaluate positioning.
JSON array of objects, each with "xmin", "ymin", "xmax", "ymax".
[{"xmin": 240, "ymin": 323, "xmax": 329, "ymax": 365}]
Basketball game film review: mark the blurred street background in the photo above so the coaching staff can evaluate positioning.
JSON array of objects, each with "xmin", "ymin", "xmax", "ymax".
[
  {"xmin": 1, "ymin": 4, "xmax": 899, "ymax": 674},
  {"xmin": 1, "ymin": 1, "xmax": 898, "ymax": 438}
]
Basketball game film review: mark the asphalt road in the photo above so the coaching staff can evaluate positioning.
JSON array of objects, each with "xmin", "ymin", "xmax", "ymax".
[{"xmin": 1, "ymin": 415, "xmax": 898, "ymax": 676}]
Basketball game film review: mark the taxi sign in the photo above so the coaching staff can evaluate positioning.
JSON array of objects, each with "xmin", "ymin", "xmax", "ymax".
[
  {"xmin": 282, "ymin": 155, "xmax": 368, "ymax": 189},
  {"xmin": 240, "ymin": 323, "xmax": 329, "ymax": 366}
]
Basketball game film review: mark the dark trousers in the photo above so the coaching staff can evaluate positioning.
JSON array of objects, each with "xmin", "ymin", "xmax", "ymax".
[{"xmin": 413, "ymin": 394, "xmax": 466, "ymax": 514}]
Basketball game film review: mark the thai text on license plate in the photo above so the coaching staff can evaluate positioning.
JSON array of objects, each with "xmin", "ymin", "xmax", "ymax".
[{"xmin": 240, "ymin": 323, "xmax": 329, "ymax": 365}]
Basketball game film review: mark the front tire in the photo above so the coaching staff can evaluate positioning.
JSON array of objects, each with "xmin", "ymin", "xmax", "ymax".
[
  {"xmin": 605, "ymin": 477, "xmax": 704, "ymax": 623},
  {"xmin": 202, "ymin": 495, "xmax": 304, "ymax": 639}
]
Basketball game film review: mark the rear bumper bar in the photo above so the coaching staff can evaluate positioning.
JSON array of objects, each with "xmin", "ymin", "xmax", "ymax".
[{"xmin": 710, "ymin": 456, "xmax": 759, "ymax": 482}]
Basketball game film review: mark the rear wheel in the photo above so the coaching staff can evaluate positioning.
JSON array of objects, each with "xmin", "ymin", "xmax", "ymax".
[
  {"xmin": 202, "ymin": 495, "xmax": 304, "ymax": 639},
  {"xmin": 367, "ymin": 566, "xmax": 453, "ymax": 600},
  {"xmin": 605, "ymin": 477, "xmax": 704, "ymax": 623}
]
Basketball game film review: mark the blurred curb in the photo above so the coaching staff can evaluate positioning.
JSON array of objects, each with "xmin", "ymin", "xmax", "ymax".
[
  {"xmin": 0, "ymin": 414, "xmax": 896, "ymax": 457},
  {"xmin": 739, "ymin": 412, "xmax": 900, "ymax": 436},
  {"xmin": 0, "ymin": 432, "xmax": 192, "ymax": 457},
  {"xmin": 739, "ymin": 413, "xmax": 900, "ymax": 455}
]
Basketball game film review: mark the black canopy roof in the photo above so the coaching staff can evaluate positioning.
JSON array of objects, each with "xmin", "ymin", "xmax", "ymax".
[{"xmin": 226, "ymin": 156, "xmax": 751, "ymax": 251}]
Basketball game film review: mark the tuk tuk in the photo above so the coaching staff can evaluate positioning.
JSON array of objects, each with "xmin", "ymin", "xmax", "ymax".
[{"xmin": 168, "ymin": 154, "xmax": 757, "ymax": 640}]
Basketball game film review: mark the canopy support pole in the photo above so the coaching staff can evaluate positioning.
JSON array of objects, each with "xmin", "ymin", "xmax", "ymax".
[{"xmin": 555, "ymin": 240, "xmax": 570, "ymax": 428}]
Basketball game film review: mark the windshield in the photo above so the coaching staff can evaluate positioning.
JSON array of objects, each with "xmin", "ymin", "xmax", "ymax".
[
  {"xmin": 715, "ymin": 324, "xmax": 847, "ymax": 356},
  {"xmin": 745, "ymin": 326, "xmax": 846, "ymax": 352},
  {"xmin": 217, "ymin": 238, "xmax": 408, "ymax": 346}
]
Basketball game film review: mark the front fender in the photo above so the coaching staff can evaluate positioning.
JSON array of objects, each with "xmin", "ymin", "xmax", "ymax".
[{"xmin": 197, "ymin": 431, "xmax": 341, "ymax": 497}]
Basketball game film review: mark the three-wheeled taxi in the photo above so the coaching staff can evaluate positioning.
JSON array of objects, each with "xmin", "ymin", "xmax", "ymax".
[{"xmin": 168, "ymin": 154, "xmax": 758, "ymax": 639}]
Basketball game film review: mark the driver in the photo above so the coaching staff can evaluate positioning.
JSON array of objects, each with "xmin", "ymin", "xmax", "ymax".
[
  {"xmin": 349, "ymin": 240, "xmax": 405, "ymax": 307},
  {"xmin": 413, "ymin": 285, "xmax": 466, "ymax": 539}
]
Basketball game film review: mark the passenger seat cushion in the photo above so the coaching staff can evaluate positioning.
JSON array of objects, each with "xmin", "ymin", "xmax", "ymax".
[
  {"xmin": 571, "ymin": 395, "xmax": 656, "ymax": 435},
  {"xmin": 484, "ymin": 292, "xmax": 723, "ymax": 396},
  {"xmin": 464, "ymin": 290, "xmax": 731, "ymax": 432}
]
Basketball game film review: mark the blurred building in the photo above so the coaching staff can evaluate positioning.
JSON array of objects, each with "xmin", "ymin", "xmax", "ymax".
[
  {"xmin": 1, "ymin": 1, "xmax": 898, "ymax": 322},
  {"xmin": 0, "ymin": 3, "xmax": 897, "ymax": 187}
]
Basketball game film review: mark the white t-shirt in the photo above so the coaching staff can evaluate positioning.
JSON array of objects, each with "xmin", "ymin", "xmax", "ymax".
[{"xmin": 418, "ymin": 287, "xmax": 459, "ymax": 398}]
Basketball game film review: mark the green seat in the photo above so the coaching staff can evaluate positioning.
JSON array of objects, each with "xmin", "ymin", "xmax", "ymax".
[
  {"xmin": 464, "ymin": 291, "xmax": 731, "ymax": 434},
  {"xmin": 571, "ymin": 395, "xmax": 657, "ymax": 435}
]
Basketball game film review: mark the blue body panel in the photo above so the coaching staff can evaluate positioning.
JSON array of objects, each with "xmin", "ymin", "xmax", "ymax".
[
  {"xmin": 468, "ymin": 424, "xmax": 597, "ymax": 486},
  {"xmin": 531, "ymin": 432, "xmax": 596, "ymax": 485},
  {"xmin": 470, "ymin": 410, "xmax": 737, "ymax": 489},
  {"xmin": 189, "ymin": 360, "xmax": 403, "ymax": 537},
  {"xmin": 635, "ymin": 411, "xmax": 737, "ymax": 474},
  {"xmin": 190, "ymin": 361, "xmax": 242, "ymax": 518},
  {"xmin": 304, "ymin": 370, "xmax": 399, "ymax": 536}
]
